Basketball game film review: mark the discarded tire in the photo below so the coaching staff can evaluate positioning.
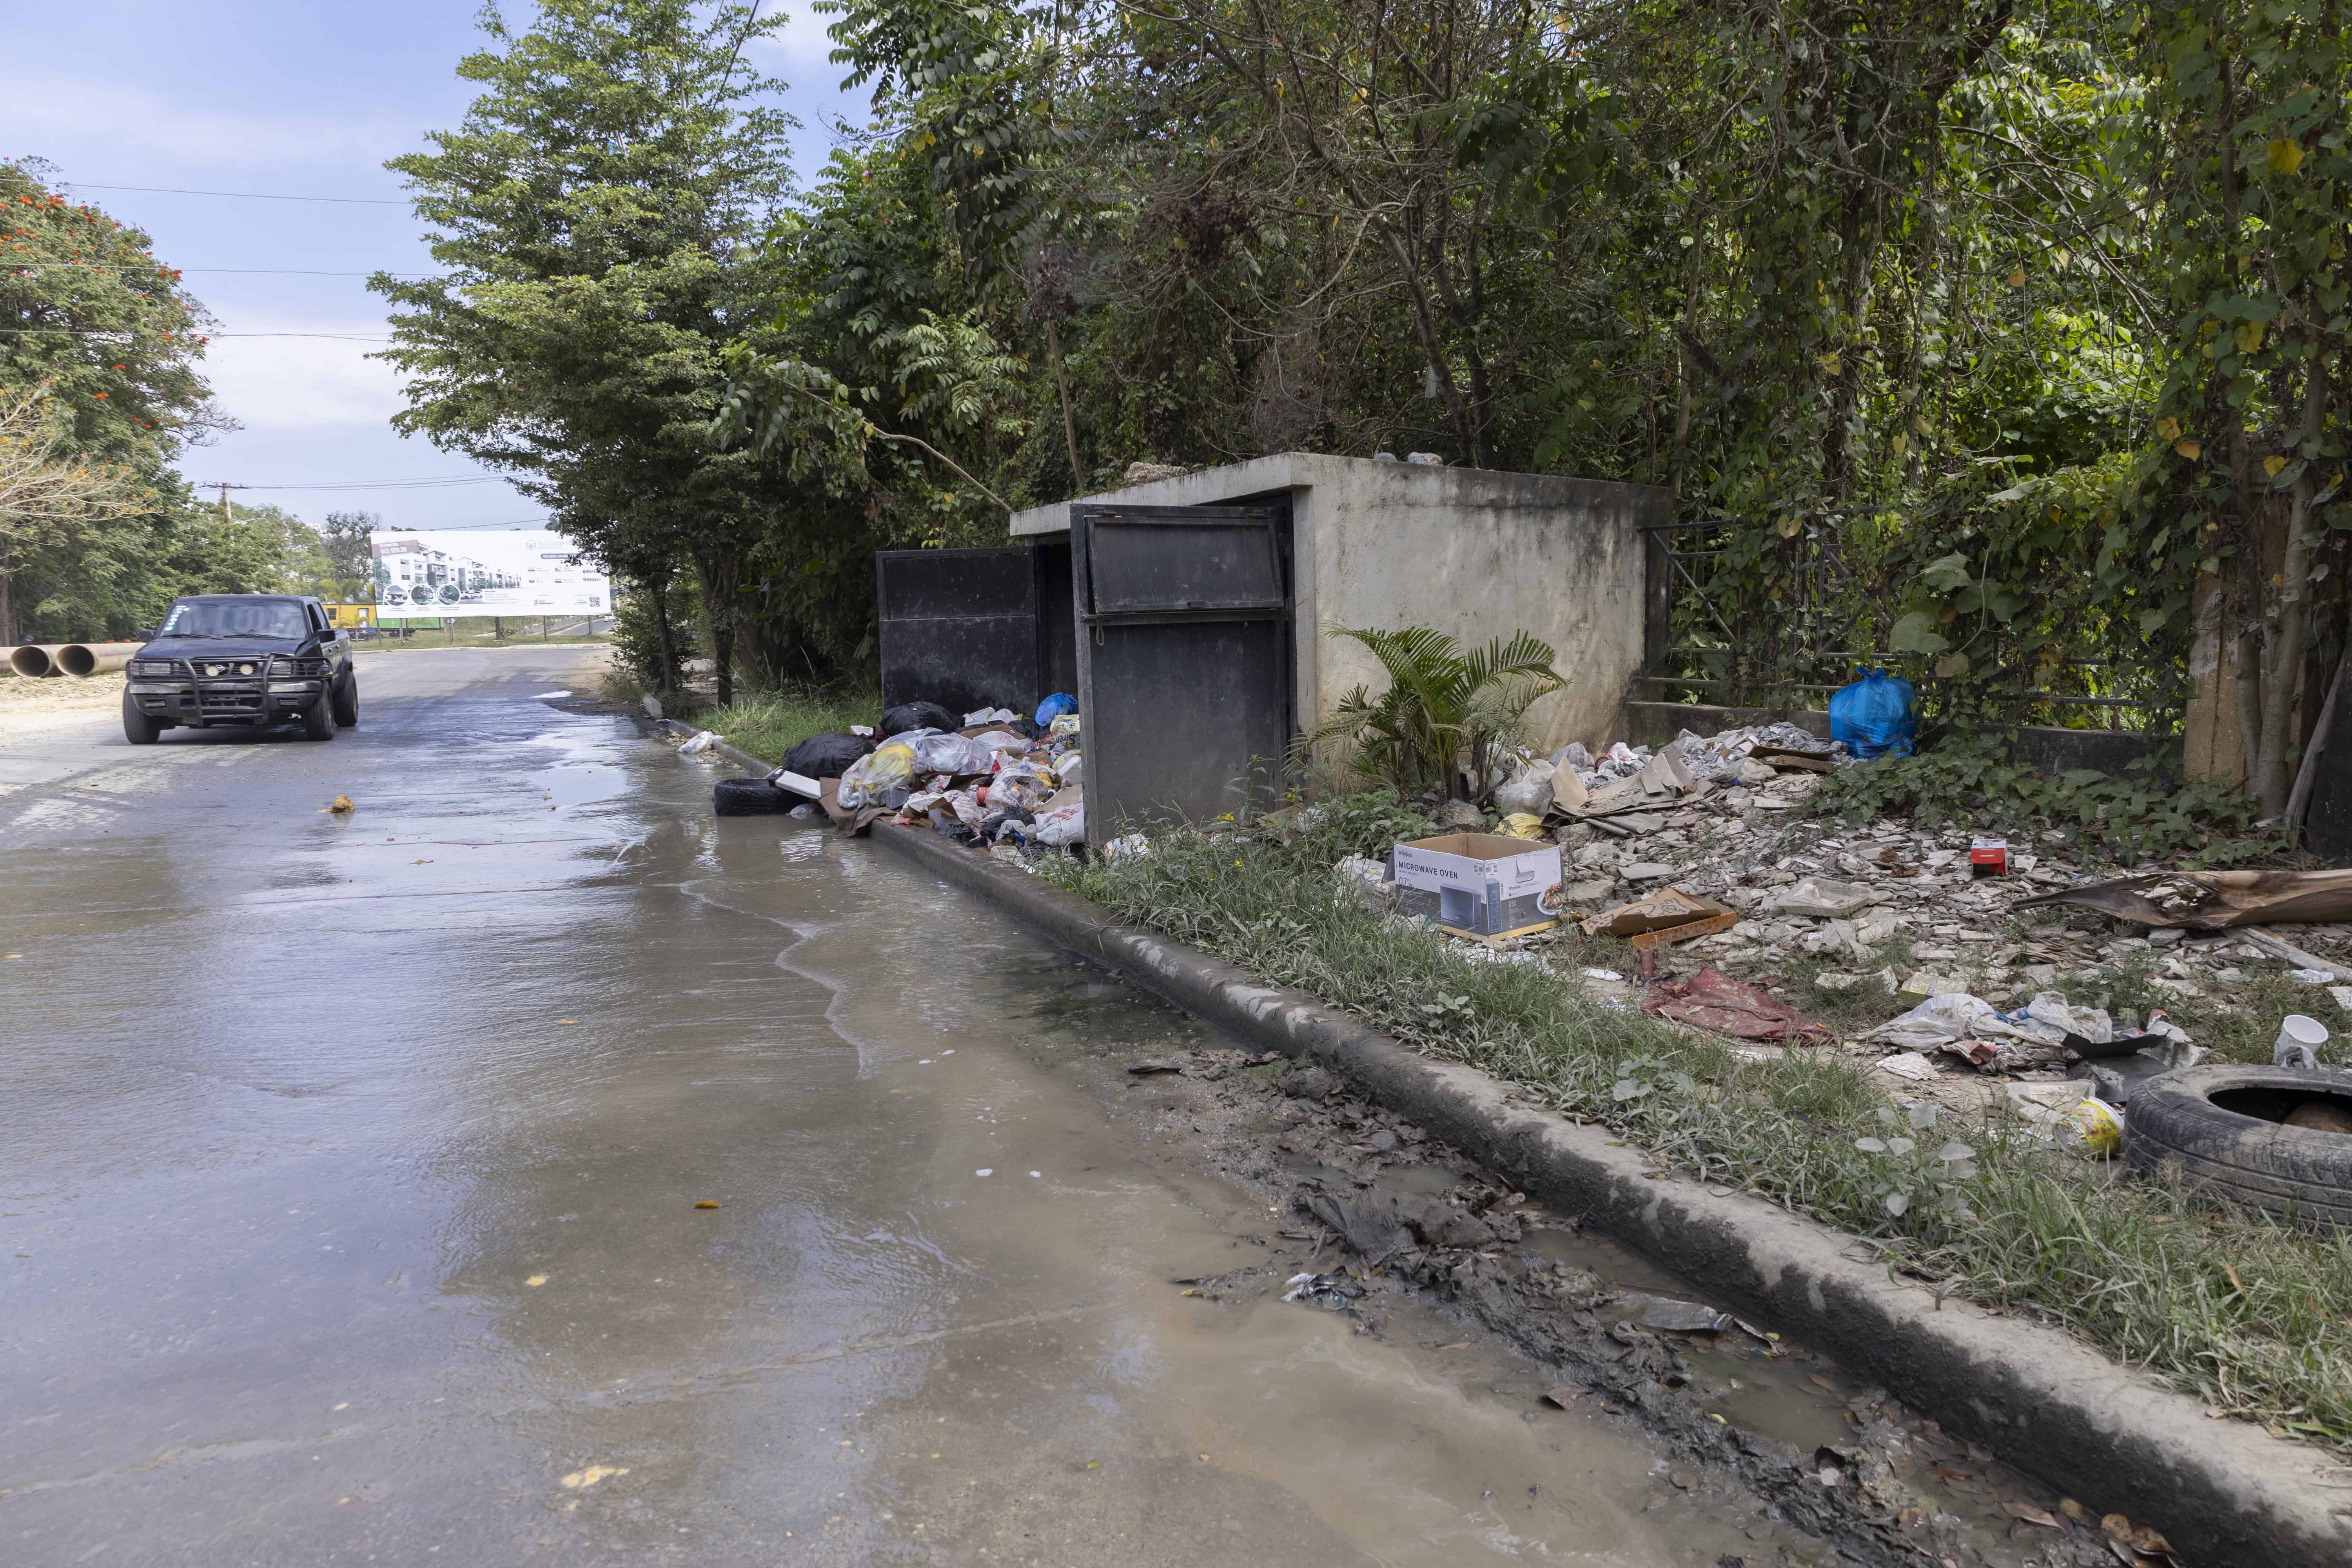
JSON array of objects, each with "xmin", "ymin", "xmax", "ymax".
[
  {"xmin": 713, "ymin": 777, "xmax": 799, "ymax": 816},
  {"xmin": 2123, "ymin": 1064, "xmax": 2352, "ymax": 1228},
  {"xmin": 780, "ymin": 730, "xmax": 872, "ymax": 779}
]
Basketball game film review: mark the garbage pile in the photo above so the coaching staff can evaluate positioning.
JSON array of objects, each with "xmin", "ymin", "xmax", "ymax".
[
  {"xmin": 1390, "ymin": 717, "xmax": 2352, "ymax": 1145},
  {"xmin": 805, "ymin": 693, "xmax": 1087, "ymax": 853}
]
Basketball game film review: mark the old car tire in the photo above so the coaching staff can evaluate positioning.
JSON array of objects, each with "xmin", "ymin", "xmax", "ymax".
[
  {"xmin": 330, "ymin": 669, "xmax": 359, "ymax": 728},
  {"xmin": 301, "ymin": 689, "xmax": 339, "ymax": 741},
  {"xmin": 2124, "ymin": 1064, "xmax": 2352, "ymax": 1227},
  {"xmin": 713, "ymin": 777, "xmax": 797, "ymax": 816},
  {"xmin": 122, "ymin": 690, "xmax": 162, "ymax": 745}
]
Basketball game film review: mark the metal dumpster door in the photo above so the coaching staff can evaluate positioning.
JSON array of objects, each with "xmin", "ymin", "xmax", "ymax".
[
  {"xmin": 876, "ymin": 545, "xmax": 1049, "ymax": 717},
  {"xmin": 1072, "ymin": 505, "xmax": 1292, "ymax": 836}
]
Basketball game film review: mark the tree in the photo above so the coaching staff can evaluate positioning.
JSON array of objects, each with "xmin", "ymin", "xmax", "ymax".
[
  {"xmin": 321, "ymin": 509, "xmax": 379, "ymax": 594},
  {"xmin": 2, "ymin": 160, "xmax": 225, "ymax": 640},
  {"xmin": 0, "ymin": 382, "xmax": 147, "ymax": 641},
  {"xmin": 374, "ymin": 0, "xmax": 794, "ymax": 705}
]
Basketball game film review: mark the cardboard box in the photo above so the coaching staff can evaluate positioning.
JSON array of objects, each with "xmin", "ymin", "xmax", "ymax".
[{"xmin": 1389, "ymin": 833, "xmax": 1565, "ymax": 940}]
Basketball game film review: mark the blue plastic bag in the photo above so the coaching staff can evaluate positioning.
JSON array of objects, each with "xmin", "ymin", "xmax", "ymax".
[
  {"xmin": 1829, "ymin": 667, "xmax": 1916, "ymax": 760},
  {"xmin": 1034, "ymin": 692, "xmax": 1078, "ymax": 727}
]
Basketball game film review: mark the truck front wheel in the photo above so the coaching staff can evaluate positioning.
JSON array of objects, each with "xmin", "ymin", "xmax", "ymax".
[
  {"xmin": 330, "ymin": 669, "xmax": 359, "ymax": 728},
  {"xmin": 123, "ymin": 690, "xmax": 162, "ymax": 746},
  {"xmin": 301, "ymin": 689, "xmax": 339, "ymax": 741}
]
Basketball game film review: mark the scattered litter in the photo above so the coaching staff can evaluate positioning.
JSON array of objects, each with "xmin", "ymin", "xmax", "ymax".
[
  {"xmin": 328, "ymin": 794, "xmax": 355, "ymax": 814},
  {"xmin": 1969, "ymin": 835, "xmax": 2008, "ymax": 877},
  {"xmin": 677, "ymin": 729, "xmax": 721, "ymax": 755},
  {"xmin": 975, "ymin": 1168, "xmax": 993, "ymax": 1177},
  {"xmin": 694, "ymin": 1200, "xmax": 721, "ymax": 1210},
  {"xmin": 1876, "ymin": 1053, "xmax": 1939, "ymax": 1082},
  {"xmin": 1644, "ymin": 967, "xmax": 1833, "ymax": 1046},
  {"xmin": 2274, "ymin": 1014, "xmax": 2330, "ymax": 1070},
  {"xmin": 1391, "ymin": 833, "xmax": 1563, "ymax": 940},
  {"xmin": 1127, "ymin": 1058, "xmax": 1185, "ymax": 1076},
  {"xmin": 2015, "ymin": 867, "xmax": 2352, "ymax": 930},
  {"xmin": 2059, "ymin": 1097, "xmax": 2123, "ymax": 1157},
  {"xmin": 1765, "ymin": 878, "xmax": 1875, "ymax": 920}
]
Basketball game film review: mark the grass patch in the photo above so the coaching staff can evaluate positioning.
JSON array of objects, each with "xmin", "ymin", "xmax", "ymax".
[
  {"xmin": 686, "ymin": 682, "xmax": 878, "ymax": 764},
  {"xmin": 1040, "ymin": 789, "xmax": 2352, "ymax": 1452},
  {"xmin": 1808, "ymin": 738, "xmax": 2281, "ymax": 867}
]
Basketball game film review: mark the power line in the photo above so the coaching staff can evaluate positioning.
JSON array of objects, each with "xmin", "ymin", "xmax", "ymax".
[
  {"xmin": 59, "ymin": 183, "xmax": 408, "ymax": 206},
  {"xmin": 210, "ymin": 476, "xmax": 511, "ymax": 491},
  {"xmin": 5, "ymin": 265, "xmax": 439, "ymax": 276},
  {"xmin": 0, "ymin": 329, "xmax": 393, "ymax": 339}
]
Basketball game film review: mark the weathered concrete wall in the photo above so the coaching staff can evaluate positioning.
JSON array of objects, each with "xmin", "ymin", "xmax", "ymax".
[{"xmin": 1011, "ymin": 454, "xmax": 1666, "ymax": 757}]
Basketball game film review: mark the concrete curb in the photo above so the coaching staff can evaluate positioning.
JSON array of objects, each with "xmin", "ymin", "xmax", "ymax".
[{"xmin": 864, "ymin": 817, "xmax": 2352, "ymax": 1566}]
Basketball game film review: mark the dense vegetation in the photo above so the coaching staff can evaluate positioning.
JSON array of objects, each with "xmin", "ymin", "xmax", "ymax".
[
  {"xmin": 372, "ymin": 0, "xmax": 2348, "ymax": 809},
  {"xmin": 0, "ymin": 160, "xmax": 363, "ymax": 644}
]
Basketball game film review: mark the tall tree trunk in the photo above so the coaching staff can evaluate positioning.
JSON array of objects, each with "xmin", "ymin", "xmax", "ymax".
[
  {"xmin": 693, "ymin": 555, "xmax": 734, "ymax": 710},
  {"xmin": 2253, "ymin": 360, "xmax": 2334, "ymax": 812},
  {"xmin": 1044, "ymin": 317, "xmax": 1083, "ymax": 492},
  {"xmin": 647, "ymin": 569, "xmax": 678, "ymax": 695}
]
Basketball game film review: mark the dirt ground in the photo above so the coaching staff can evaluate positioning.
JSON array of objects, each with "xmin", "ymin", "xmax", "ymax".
[
  {"xmin": 1017, "ymin": 958, "xmax": 2163, "ymax": 1568},
  {"xmin": 0, "ymin": 671, "xmax": 125, "ymax": 718}
]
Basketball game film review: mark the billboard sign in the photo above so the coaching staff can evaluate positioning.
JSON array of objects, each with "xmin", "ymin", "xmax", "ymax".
[{"xmin": 370, "ymin": 530, "xmax": 610, "ymax": 618}]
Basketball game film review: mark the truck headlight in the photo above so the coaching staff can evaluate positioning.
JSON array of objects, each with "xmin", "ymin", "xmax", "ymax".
[
  {"xmin": 129, "ymin": 660, "xmax": 173, "ymax": 675},
  {"xmin": 267, "ymin": 681, "xmax": 319, "ymax": 693}
]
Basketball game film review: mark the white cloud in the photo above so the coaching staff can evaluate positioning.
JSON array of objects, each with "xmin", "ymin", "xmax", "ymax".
[
  {"xmin": 200, "ymin": 324, "xmax": 407, "ymax": 431},
  {"xmin": 744, "ymin": 3, "xmax": 840, "ymax": 65},
  {"xmin": 3, "ymin": 73, "xmax": 416, "ymax": 174}
]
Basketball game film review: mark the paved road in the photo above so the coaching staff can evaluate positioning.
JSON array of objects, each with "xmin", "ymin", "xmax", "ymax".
[{"xmin": 1, "ymin": 648, "xmax": 1742, "ymax": 1566}]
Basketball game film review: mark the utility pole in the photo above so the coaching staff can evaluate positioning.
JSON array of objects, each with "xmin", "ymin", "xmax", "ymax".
[{"xmin": 214, "ymin": 483, "xmax": 232, "ymax": 527}]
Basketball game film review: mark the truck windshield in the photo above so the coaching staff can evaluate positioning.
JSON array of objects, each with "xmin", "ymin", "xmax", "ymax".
[{"xmin": 160, "ymin": 601, "xmax": 310, "ymax": 639}]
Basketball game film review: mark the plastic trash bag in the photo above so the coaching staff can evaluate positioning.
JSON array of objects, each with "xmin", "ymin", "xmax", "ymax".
[
  {"xmin": 964, "ymin": 706, "xmax": 1017, "ymax": 726},
  {"xmin": 1051, "ymin": 751, "xmax": 1083, "ymax": 786},
  {"xmin": 1494, "ymin": 760, "xmax": 1555, "ymax": 816},
  {"xmin": 881, "ymin": 701, "xmax": 956, "ymax": 736},
  {"xmin": 677, "ymin": 729, "xmax": 721, "ymax": 755},
  {"xmin": 911, "ymin": 731, "xmax": 994, "ymax": 776},
  {"xmin": 1829, "ymin": 666, "xmax": 1916, "ymax": 759},
  {"xmin": 1034, "ymin": 799, "xmax": 1085, "ymax": 846},
  {"xmin": 970, "ymin": 729, "xmax": 1029, "ymax": 758},
  {"xmin": 1048, "ymin": 713, "xmax": 1082, "ymax": 739},
  {"xmin": 990, "ymin": 762, "xmax": 1057, "ymax": 812},
  {"xmin": 780, "ymin": 730, "xmax": 873, "ymax": 779},
  {"xmin": 839, "ymin": 741, "xmax": 916, "ymax": 806},
  {"xmin": 1035, "ymin": 692, "xmax": 1078, "ymax": 726}
]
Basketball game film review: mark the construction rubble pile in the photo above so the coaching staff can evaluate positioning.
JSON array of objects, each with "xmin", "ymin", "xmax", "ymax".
[{"xmin": 1376, "ymin": 721, "xmax": 2352, "ymax": 1133}]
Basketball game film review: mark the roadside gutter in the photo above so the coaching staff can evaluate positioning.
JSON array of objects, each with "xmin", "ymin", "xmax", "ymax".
[{"xmin": 683, "ymin": 729, "xmax": 2352, "ymax": 1564}]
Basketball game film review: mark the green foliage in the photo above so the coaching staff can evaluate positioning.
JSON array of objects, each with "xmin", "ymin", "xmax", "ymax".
[
  {"xmin": 1298, "ymin": 626, "xmax": 1562, "ymax": 799},
  {"xmin": 1809, "ymin": 739, "xmax": 2277, "ymax": 865},
  {"xmin": 372, "ymin": 0, "xmax": 794, "ymax": 703}
]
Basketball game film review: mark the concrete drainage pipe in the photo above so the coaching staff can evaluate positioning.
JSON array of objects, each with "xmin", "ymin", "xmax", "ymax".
[
  {"xmin": 8, "ymin": 644, "xmax": 69, "ymax": 677},
  {"xmin": 56, "ymin": 642, "xmax": 138, "ymax": 676}
]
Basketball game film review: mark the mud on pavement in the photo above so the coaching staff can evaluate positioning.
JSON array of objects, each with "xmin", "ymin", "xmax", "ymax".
[{"xmin": 1003, "ymin": 947, "xmax": 2181, "ymax": 1568}]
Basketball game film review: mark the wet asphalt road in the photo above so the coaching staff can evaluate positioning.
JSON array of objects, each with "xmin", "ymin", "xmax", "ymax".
[{"xmin": 0, "ymin": 648, "xmax": 1753, "ymax": 1566}]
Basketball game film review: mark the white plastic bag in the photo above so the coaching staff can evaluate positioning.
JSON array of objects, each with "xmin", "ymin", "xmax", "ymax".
[
  {"xmin": 1034, "ymin": 799, "xmax": 1085, "ymax": 846},
  {"xmin": 912, "ymin": 731, "xmax": 993, "ymax": 776},
  {"xmin": 1494, "ymin": 760, "xmax": 1556, "ymax": 817},
  {"xmin": 678, "ymin": 729, "xmax": 720, "ymax": 755}
]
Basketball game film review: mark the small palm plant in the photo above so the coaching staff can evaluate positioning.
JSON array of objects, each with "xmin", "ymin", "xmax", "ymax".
[{"xmin": 1297, "ymin": 626, "xmax": 1563, "ymax": 801}]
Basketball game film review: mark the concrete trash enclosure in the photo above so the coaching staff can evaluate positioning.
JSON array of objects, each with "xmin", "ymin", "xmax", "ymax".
[{"xmin": 873, "ymin": 452, "xmax": 1668, "ymax": 838}]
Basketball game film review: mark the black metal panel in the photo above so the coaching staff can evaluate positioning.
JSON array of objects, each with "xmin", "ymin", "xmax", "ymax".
[
  {"xmin": 876, "ymin": 546, "xmax": 1044, "ymax": 717},
  {"xmin": 2306, "ymin": 737, "xmax": 2352, "ymax": 864},
  {"xmin": 1072, "ymin": 504, "xmax": 1293, "ymax": 838},
  {"xmin": 1035, "ymin": 537, "xmax": 1079, "ymax": 698},
  {"xmin": 1082, "ymin": 508, "xmax": 1287, "ymax": 616}
]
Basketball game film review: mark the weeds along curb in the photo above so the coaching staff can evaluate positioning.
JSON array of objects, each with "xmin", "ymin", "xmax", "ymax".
[{"xmin": 861, "ymin": 817, "xmax": 2352, "ymax": 1567}]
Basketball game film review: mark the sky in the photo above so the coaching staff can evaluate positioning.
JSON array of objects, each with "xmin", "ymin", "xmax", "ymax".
[{"xmin": 0, "ymin": 0, "xmax": 865, "ymax": 533}]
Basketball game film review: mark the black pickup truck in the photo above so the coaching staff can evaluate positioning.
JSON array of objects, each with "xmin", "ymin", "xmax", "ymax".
[{"xmin": 121, "ymin": 594, "xmax": 359, "ymax": 744}]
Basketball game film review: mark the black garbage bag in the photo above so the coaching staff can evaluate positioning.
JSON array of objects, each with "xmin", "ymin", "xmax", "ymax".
[
  {"xmin": 880, "ymin": 700, "xmax": 956, "ymax": 736},
  {"xmin": 714, "ymin": 777, "xmax": 798, "ymax": 816},
  {"xmin": 780, "ymin": 730, "xmax": 873, "ymax": 779},
  {"xmin": 1008, "ymin": 717, "xmax": 1045, "ymax": 741}
]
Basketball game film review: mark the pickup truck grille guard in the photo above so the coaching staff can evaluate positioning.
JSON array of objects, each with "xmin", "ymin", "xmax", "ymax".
[{"xmin": 141, "ymin": 655, "xmax": 323, "ymax": 719}]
